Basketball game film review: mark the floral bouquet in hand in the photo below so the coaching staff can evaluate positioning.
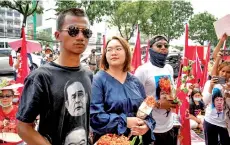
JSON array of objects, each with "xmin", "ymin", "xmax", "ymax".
[
  {"xmin": 96, "ymin": 134, "xmax": 130, "ymax": 145},
  {"xmin": 159, "ymin": 76, "xmax": 181, "ymax": 105}
]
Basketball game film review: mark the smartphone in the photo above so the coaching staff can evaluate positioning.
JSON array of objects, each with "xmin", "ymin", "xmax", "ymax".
[
  {"xmin": 215, "ymin": 77, "xmax": 226, "ymax": 84},
  {"xmin": 221, "ymin": 50, "xmax": 230, "ymax": 56}
]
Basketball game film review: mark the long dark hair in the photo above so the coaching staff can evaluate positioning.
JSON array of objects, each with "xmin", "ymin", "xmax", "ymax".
[{"xmin": 190, "ymin": 89, "xmax": 202, "ymax": 103}]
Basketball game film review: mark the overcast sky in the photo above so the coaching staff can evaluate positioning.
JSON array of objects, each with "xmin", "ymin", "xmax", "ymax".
[{"xmin": 191, "ymin": 0, "xmax": 230, "ymax": 18}]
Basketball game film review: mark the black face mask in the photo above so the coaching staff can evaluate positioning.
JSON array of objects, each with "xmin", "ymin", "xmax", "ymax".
[{"xmin": 149, "ymin": 48, "xmax": 168, "ymax": 68}]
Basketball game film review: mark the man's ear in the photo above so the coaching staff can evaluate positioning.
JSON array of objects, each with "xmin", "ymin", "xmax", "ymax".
[{"xmin": 55, "ymin": 31, "xmax": 61, "ymax": 42}]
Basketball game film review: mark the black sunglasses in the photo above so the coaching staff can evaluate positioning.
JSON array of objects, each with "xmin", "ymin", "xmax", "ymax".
[
  {"xmin": 0, "ymin": 95, "xmax": 13, "ymax": 99},
  {"xmin": 62, "ymin": 26, "xmax": 92, "ymax": 39},
  {"xmin": 156, "ymin": 44, "xmax": 170, "ymax": 49}
]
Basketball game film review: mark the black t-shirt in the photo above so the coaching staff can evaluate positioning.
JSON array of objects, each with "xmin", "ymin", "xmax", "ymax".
[
  {"xmin": 16, "ymin": 62, "xmax": 93, "ymax": 145},
  {"xmin": 189, "ymin": 99, "xmax": 205, "ymax": 117}
]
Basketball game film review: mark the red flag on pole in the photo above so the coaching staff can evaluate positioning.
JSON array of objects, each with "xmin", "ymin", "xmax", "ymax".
[
  {"xmin": 177, "ymin": 23, "xmax": 191, "ymax": 145},
  {"xmin": 196, "ymin": 48, "xmax": 203, "ymax": 84},
  {"xmin": 191, "ymin": 46, "xmax": 203, "ymax": 84},
  {"xmin": 16, "ymin": 27, "xmax": 30, "ymax": 95},
  {"xmin": 144, "ymin": 40, "xmax": 150, "ymax": 63},
  {"xmin": 131, "ymin": 25, "xmax": 142, "ymax": 73}
]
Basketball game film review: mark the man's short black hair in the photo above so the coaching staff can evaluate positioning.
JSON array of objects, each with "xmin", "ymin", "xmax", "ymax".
[
  {"xmin": 149, "ymin": 35, "xmax": 168, "ymax": 47},
  {"xmin": 57, "ymin": 8, "xmax": 88, "ymax": 31}
]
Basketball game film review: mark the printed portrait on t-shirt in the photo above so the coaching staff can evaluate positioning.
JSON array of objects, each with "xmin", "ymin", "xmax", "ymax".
[
  {"xmin": 155, "ymin": 75, "xmax": 173, "ymax": 101},
  {"xmin": 64, "ymin": 81, "xmax": 88, "ymax": 117},
  {"xmin": 211, "ymin": 88, "xmax": 224, "ymax": 118},
  {"xmin": 154, "ymin": 75, "xmax": 173, "ymax": 117},
  {"xmin": 64, "ymin": 127, "xmax": 87, "ymax": 145}
]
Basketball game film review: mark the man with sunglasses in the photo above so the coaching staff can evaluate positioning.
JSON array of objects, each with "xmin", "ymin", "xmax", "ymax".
[
  {"xmin": 135, "ymin": 35, "xmax": 179, "ymax": 145},
  {"xmin": 16, "ymin": 8, "xmax": 93, "ymax": 145}
]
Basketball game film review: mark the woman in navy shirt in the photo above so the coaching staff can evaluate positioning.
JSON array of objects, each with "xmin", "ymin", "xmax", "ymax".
[{"xmin": 90, "ymin": 36, "xmax": 155, "ymax": 144}]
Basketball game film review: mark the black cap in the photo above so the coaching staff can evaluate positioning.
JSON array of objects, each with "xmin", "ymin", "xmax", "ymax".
[{"xmin": 149, "ymin": 35, "xmax": 168, "ymax": 47}]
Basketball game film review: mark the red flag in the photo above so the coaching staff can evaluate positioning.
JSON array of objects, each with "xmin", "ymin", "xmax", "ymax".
[
  {"xmin": 144, "ymin": 40, "xmax": 150, "ymax": 63},
  {"xmin": 177, "ymin": 23, "xmax": 191, "ymax": 145},
  {"xmin": 131, "ymin": 25, "xmax": 141, "ymax": 73},
  {"xmin": 195, "ymin": 48, "xmax": 203, "ymax": 84},
  {"xmin": 16, "ymin": 27, "xmax": 30, "ymax": 95},
  {"xmin": 178, "ymin": 91, "xmax": 191, "ymax": 145},
  {"xmin": 191, "ymin": 46, "xmax": 203, "ymax": 83},
  {"xmin": 202, "ymin": 43, "xmax": 211, "ymax": 88}
]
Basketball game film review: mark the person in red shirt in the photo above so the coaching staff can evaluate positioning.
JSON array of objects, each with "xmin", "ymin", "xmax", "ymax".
[{"xmin": 0, "ymin": 85, "xmax": 23, "ymax": 145}]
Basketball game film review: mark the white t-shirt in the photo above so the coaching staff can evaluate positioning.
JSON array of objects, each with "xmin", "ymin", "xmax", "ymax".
[
  {"xmin": 11, "ymin": 50, "xmax": 31, "ymax": 71},
  {"xmin": 202, "ymin": 80, "xmax": 226, "ymax": 128},
  {"xmin": 135, "ymin": 62, "xmax": 175, "ymax": 133}
]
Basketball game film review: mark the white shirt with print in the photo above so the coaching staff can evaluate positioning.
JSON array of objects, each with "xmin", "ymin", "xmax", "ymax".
[
  {"xmin": 202, "ymin": 80, "xmax": 226, "ymax": 128},
  {"xmin": 135, "ymin": 62, "xmax": 175, "ymax": 133}
]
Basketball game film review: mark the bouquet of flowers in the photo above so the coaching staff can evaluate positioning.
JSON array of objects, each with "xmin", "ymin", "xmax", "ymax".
[
  {"xmin": 159, "ymin": 76, "xmax": 181, "ymax": 105},
  {"xmin": 96, "ymin": 134, "xmax": 130, "ymax": 145}
]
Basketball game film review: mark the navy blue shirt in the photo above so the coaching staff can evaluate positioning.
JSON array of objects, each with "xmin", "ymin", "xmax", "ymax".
[{"xmin": 90, "ymin": 71, "xmax": 155, "ymax": 144}]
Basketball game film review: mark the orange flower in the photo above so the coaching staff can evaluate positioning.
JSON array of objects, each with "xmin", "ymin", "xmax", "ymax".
[
  {"xmin": 159, "ymin": 77, "xmax": 171, "ymax": 93},
  {"xmin": 97, "ymin": 134, "xmax": 130, "ymax": 145}
]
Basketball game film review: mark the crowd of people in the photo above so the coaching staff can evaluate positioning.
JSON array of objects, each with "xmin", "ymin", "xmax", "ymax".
[{"xmin": 0, "ymin": 7, "xmax": 230, "ymax": 145}]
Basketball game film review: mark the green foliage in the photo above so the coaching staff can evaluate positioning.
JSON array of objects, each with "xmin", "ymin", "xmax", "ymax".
[
  {"xmin": 108, "ymin": 1, "xmax": 149, "ymax": 41},
  {"xmin": 189, "ymin": 11, "xmax": 218, "ymax": 45},
  {"xmin": 140, "ymin": 0, "xmax": 193, "ymax": 42},
  {"xmin": 37, "ymin": 30, "xmax": 55, "ymax": 47},
  {"xmin": 0, "ymin": 0, "xmax": 43, "ymax": 25},
  {"xmin": 55, "ymin": 0, "xmax": 113, "ymax": 25}
]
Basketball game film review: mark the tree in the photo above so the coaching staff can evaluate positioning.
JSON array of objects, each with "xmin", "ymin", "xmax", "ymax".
[
  {"xmin": 140, "ymin": 0, "xmax": 193, "ymax": 42},
  {"xmin": 0, "ymin": 0, "xmax": 43, "ymax": 26},
  {"xmin": 55, "ymin": 0, "xmax": 113, "ymax": 25},
  {"xmin": 108, "ymin": 1, "xmax": 150, "ymax": 41},
  {"xmin": 37, "ymin": 30, "xmax": 55, "ymax": 47},
  {"xmin": 189, "ymin": 11, "xmax": 218, "ymax": 45}
]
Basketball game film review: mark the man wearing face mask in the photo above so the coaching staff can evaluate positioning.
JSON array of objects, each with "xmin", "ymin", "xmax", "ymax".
[
  {"xmin": 135, "ymin": 35, "xmax": 179, "ymax": 145},
  {"xmin": 0, "ymin": 81, "xmax": 25, "ymax": 145}
]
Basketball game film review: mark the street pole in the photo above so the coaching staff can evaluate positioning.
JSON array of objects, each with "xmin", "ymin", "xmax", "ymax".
[{"xmin": 32, "ymin": 0, "xmax": 37, "ymax": 40}]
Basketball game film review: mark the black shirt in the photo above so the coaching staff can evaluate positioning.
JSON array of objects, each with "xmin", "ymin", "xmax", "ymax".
[
  {"xmin": 16, "ymin": 62, "xmax": 93, "ymax": 145},
  {"xmin": 189, "ymin": 99, "xmax": 205, "ymax": 117}
]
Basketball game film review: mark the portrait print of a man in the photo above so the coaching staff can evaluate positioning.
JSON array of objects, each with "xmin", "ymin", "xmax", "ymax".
[
  {"xmin": 64, "ymin": 81, "xmax": 87, "ymax": 116},
  {"xmin": 64, "ymin": 127, "xmax": 86, "ymax": 145},
  {"xmin": 212, "ymin": 88, "xmax": 224, "ymax": 117}
]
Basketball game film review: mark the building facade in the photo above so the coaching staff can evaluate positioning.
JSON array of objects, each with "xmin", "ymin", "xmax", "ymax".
[{"xmin": 0, "ymin": 7, "xmax": 22, "ymax": 39}]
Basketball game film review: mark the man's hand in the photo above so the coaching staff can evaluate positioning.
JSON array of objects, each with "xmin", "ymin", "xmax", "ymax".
[
  {"xmin": 210, "ymin": 76, "xmax": 218, "ymax": 88},
  {"xmin": 220, "ymin": 33, "xmax": 227, "ymax": 42},
  {"xmin": 159, "ymin": 99, "xmax": 178, "ymax": 110}
]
